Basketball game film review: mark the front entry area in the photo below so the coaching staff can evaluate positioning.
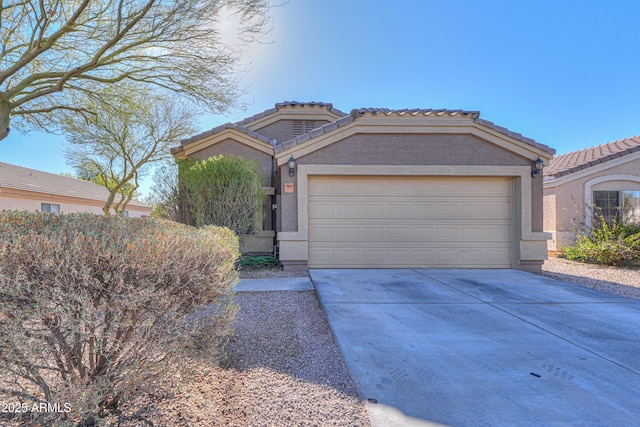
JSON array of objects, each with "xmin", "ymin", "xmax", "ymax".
[{"xmin": 307, "ymin": 176, "xmax": 513, "ymax": 268}]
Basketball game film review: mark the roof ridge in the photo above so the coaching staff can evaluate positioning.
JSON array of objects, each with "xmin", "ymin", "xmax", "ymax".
[
  {"xmin": 351, "ymin": 108, "xmax": 481, "ymax": 118},
  {"xmin": 275, "ymin": 101, "xmax": 349, "ymax": 118}
]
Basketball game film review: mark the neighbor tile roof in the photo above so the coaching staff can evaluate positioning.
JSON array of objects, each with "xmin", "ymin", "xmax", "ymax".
[
  {"xmin": 174, "ymin": 101, "xmax": 348, "ymax": 153},
  {"xmin": 0, "ymin": 162, "xmax": 148, "ymax": 208},
  {"xmin": 545, "ymin": 135, "xmax": 640, "ymax": 178}
]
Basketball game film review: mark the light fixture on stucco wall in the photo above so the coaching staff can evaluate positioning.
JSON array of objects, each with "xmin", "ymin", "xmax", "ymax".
[
  {"xmin": 288, "ymin": 156, "xmax": 296, "ymax": 176},
  {"xmin": 531, "ymin": 157, "xmax": 544, "ymax": 178}
]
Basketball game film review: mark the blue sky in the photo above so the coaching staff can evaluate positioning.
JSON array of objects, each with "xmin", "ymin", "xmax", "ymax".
[{"xmin": 2, "ymin": 0, "xmax": 639, "ymax": 197}]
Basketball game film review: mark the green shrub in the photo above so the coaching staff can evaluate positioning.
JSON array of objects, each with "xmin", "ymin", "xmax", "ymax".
[
  {"xmin": 236, "ymin": 255, "xmax": 279, "ymax": 267},
  {"xmin": 563, "ymin": 216, "xmax": 640, "ymax": 266},
  {"xmin": 0, "ymin": 211, "xmax": 239, "ymax": 426},
  {"xmin": 179, "ymin": 155, "xmax": 266, "ymax": 236}
]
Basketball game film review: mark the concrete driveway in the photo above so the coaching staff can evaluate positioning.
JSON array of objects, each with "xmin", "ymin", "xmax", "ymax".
[{"xmin": 311, "ymin": 269, "xmax": 640, "ymax": 426}]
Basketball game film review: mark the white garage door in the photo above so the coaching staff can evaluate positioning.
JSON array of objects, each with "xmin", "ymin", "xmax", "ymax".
[{"xmin": 308, "ymin": 176, "xmax": 513, "ymax": 268}]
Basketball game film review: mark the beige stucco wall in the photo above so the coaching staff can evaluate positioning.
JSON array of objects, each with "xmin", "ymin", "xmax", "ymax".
[
  {"xmin": 544, "ymin": 156, "xmax": 640, "ymax": 250},
  {"xmin": 0, "ymin": 192, "xmax": 149, "ymax": 217},
  {"xmin": 188, "ymin": 137, "xmax": 273, "ymax": 186},
  {"xmin": 276, "ymin": 132, "xmax": 550, "ymax": 271},
  {"xmin": 298, "ymin": 133, "xmax": 532, "ymax": 166}
]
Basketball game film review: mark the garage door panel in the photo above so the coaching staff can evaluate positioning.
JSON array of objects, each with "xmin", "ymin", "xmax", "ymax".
[
  {"xmin": 485, "ymin": 226, "xmax": 510, "ymax": 242},
  {"xmin": 485, "ymin": 249, "xmax": 511, "ymax": 265},
  {"xmin": 386, "ymin": 204, "xmax": 410, "ymax": 218},
  {"xmin": 434, "ymin": 204, "xmax": 458, "ymax": 218},
  {"xmin": 336, "ymin": 249, "xmax": 359, "ymax": 264},
  {"xmin": 336, "ymin": 226, "xmax": 359, "ymax": 241},
  {"xmin": 308, "ymin": 180, "xmax": 335, "ymax": 195},
  {"xmin": 335, "ymin": 204, "xmax": 359, "ymax": 217},
  {"xmin": 386, "ymin": 180, "xmax": 410, "ymax": 194},
  {"xmin": 361, "ymin": 204, "xmax": 386, "ymax": 218},
  {"xmin": 308, "ymin": 176, "xmax": 512, "ymax": 268},
  {"xmin": 435, "ymin": 227, "xmax": 458, "ymax": 240},
  {"xmin": 485, "ymin": 204, "xmax": 511, "ymax": 219},
  {"xmin": 362, "ymin": 250, "xmax": 385, "ymax": 264},
  {"xmin": 309, "ymin": 203, "xmax": 335, "ymax": 218},
  {"xmin": 385, "ymin": 226, "xmax": 411, "ymax": 241},
  {"xmin": 309, "ymin": 225, "xmax": 334, "ymax": 241},
  {"xmin": 434, "ymin": 181, "xmax": 458, "ymax": 194},
  {"xmin": 409, "ymin": 204, "xmax": 434, "ymax": 217},
  {"xmin": 410, "ymin": 181, "xmax": 435, "ymax": 194},
  {"xmin": 336, "ymin": 181, "xmax": 359, "ymax": 195},
  {"xmin": 460, "ymin": 227, "xmax": 484, "ymax": 241},
  {"xmin": 411, "ymin": 227, "xmax": 435, "ymax": 241}
]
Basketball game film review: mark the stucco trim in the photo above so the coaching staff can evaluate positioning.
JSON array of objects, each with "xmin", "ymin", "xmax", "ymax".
[
  {"xmin": 173, "ymin": 129, "xmax": 274, "ymax": 159},
  {"xmin": 583, "ymin": 174, "xmax": 640, "ymax": 228},
  {"xmin": 544, "ymin": 150, "xmax": 640, "ymax": 189},
  {"xmin": 277, "ymin": 164, "xmax": 550, "ymax": 267},
  {"xmin": 275, "ymin": 117, "xmax": 553, "ymax": 166}
]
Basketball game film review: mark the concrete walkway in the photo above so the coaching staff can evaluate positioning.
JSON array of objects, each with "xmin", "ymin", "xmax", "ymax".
[
  {"xmin": 311, "ymin": 268, "xmax": 640, "ymax": 426},
  {"xmin": 234, "ymin": 276, "xmax": 314, "ymax": 292}
]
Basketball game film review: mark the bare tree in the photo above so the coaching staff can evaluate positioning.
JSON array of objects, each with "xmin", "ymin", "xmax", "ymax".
[
  {"xmin": 62, "ymin": 85, "xmax": 197, "ymax": 215},
  {"xmin": 149, "ymin": 159, "xmax": 193, "ymax": 224},
  {"xmin": 0, "ymin": 0, "xmax": 269, "ymax": 141}
]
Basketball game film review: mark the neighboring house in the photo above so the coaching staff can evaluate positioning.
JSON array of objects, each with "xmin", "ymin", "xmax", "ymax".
[
  {"xmin": 0, "ymin": 162, "xmax": 150, "ymax": 217},
  {"xmin": 172, "ymin": 101, "xmax": 555, "ymax": 271},
  {"xmin": 544, "ymin": 136, "xmax": 640, "ymax": 253}
]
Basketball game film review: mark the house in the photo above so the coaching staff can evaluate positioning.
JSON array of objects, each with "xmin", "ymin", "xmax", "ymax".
[
  {"xmin": 172, "ymin": 101, "xmax": 555, "ymax": 271},
  {"xmin": 544, "ymin": 136, "xmax": 640, "ymax": 253},
  {"xmin": 0, "ymin": 162, "xmax": 150, "ymax": 217}
]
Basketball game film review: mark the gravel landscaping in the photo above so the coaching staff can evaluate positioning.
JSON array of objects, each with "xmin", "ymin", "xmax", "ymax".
[
  {"xmin": 100, "ymin": 291, "xmax": 370, "ymax": 427},
  {"xmin": 539, "ymin": 257, "xmax": 640, "ymax": 300}
]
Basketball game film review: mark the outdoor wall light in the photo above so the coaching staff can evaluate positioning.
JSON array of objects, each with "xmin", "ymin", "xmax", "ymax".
[
  {"xmin": 288, "ymin": 155, "xmax": 296, "ymax": 176},
  {"xmin": 531, "ymin": 157, "xmax": 544, "ymax": 178}
]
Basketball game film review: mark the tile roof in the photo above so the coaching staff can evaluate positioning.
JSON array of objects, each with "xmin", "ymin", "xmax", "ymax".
[
  {"xmin": 174, "ymin": 123, "xmax": 273, "ymax": 153},
  {"xmin": 174, "ymin": 101, "xmax": 348, "ymax": 153},
  {"xmin": 545, "ymin": 135, "xmax": 640, "ymax": 178},
  {"xmin": 0, "ymin": 162, "xmax": 148, "ymax": 208},
  {"xmin": 275, "ymin": 108, "xmax": 554, "ymax": 155}
]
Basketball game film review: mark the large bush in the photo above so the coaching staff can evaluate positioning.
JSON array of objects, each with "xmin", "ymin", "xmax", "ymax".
[
  {"xmin": 563, "ymin": 216, "xmax": 640, "ymax": 266},
  {"xmin": 179, "ymin": 155, "xmax": 266, "ymax": 235},
  {"xmin": 0, "ymin": 211, "xmax": 239, "ymax": 426}
]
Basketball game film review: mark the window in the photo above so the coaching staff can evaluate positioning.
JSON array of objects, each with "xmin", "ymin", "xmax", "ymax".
[
  {"xmin": 41, "ymin": 203, "xmax": 60, "ymax": 214},
  {"xmin": 593, "ymin": 190, "xmax": 640, "ymax": 224},
  {"xmin": 292, "ymin": 120, "xmax": 317, "ymax": 137}
]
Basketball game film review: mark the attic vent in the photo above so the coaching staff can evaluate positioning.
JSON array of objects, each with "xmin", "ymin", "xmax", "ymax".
[{"xmin": 293, "ymin": 120, "xmax": 317, "ymax": 137}]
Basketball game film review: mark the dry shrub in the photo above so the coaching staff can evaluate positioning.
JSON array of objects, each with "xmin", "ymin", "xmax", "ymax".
[{"xmin": 0, "ymin": 211, "xmax": 239, "ymax": 426}]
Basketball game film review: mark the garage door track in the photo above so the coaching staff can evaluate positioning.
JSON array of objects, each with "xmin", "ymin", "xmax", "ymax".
[{"xmin": 311, "ymin": 269, "xmax": 640, "ymax": 426}]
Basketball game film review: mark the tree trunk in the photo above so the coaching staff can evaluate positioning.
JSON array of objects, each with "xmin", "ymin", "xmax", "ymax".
[{"xmin": 0, "ymin": 100, "xmax": 11, "ymax": 142}]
